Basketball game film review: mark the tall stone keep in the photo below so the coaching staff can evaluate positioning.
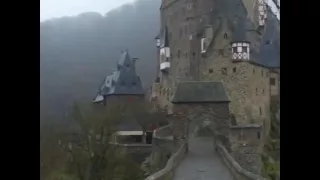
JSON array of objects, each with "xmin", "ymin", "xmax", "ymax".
[{"xmin": 152, "ymin": 0, "xmax": 280, "ymax": 130}]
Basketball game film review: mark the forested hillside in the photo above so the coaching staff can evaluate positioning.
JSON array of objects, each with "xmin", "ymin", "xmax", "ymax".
[{"xmin": 40, "ymin": 0, "xmax": 160, "ymax": 125}]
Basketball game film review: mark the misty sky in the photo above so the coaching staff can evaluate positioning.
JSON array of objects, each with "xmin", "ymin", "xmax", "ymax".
[
  {"xmin": 40, "ymin": 0, "xmax": 279, "ymax": 22},
  {"xmin": 40, "ymin": 0, "xmax": 136, "ymax": 21}
]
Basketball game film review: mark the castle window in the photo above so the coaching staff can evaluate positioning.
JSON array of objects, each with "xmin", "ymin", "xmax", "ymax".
[
  {"xmin": 177, "ymin": 50, "xmax": 181, "ymax": 58},
  {"xmin": 232, "ymin": 47, "xmax": 237, "ymax": 53},
  {"xmin": 259, "ymin": 107, "xmax": 262, "ymax": 115},
  {"xmin": 201, "ymin": 38, "xmax": 207, "ymax": 53},
  {"xmin": 224, "ymin": 33, "xmax": 228, "ymax": 39},
  {"xmin": 243, "ymin": 46, "xmax": 248, "ymax": 53},
  {"xmin": 233, "ymin": 67, "xmax": 236, "ymax": 73},
  {"xmin": 209, "ymin": 69, "xmax": 213, "ymax": 73},
  {"xmin": 185, "ymin": 52, "xmax": 188, "ymax": 58},
  {"xmin": 261, "ymin": 70, "xmax": 264, "ymax": 76},
  {"xmin": 270, "ymin": 78, "xmax": 276, "ymax": 85},
  {"xmin": 256, "ymin": 88, "xmax": 258, "ymax": 95},
  {"xmin": 253, "ymin": 68, "xmax": 255, "ymax": 74},
  {"xmin": 193, "ymin": 52, "xmax": 196, "ymax": 60},
  {"xmin": 179, "ymin": 28, "xmax": 183, "ymax": 38},
  {"xmin": 266, "ymin": 72, "xmax": 269, "ymax": 77},
  {"xmin": 257, "ymin": 132, "xmax": 260, "ymax": 139},
  {"xmin": 222, "ymin": 68, "xmax": 227, "ymax": 75},
  {"xmin": 262, "ymin": 89, "xmax": 265, "ymax": 94}
]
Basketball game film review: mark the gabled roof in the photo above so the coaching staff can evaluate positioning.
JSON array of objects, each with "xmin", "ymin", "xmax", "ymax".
[
  {"xmin": 171, "ymin": 81, "xmax": 230, "ymax": 103},
  {"xmin": 93, "ymin": 51, "xmax": 144, "ymax": 102}
]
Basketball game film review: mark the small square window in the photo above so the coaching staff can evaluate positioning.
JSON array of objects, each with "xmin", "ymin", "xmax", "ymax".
[
  {"xmin": 256, "ymin": 88, "xmax": 258, "ymax": 95},
  {"xmin": 209, "ymin": 69, "xmax": 213, "ymax": 73},
  {"xmin": 232, "ymin": 47, "xmax": 237, "ymax": 53},
  {"xmin": 243, "ymin": 46, "xmax": 248, "ymax": 53},
  {"xmin": 222, "ymin": 68, "xmax": 227, "ymax": 75}
]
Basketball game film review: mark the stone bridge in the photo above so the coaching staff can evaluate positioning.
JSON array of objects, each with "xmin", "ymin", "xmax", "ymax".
[{"xmin": 145, "ymin": 125, "xmax": 266, "ymax": 180}]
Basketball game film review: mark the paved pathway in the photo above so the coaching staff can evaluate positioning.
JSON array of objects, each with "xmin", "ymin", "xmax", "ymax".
[{"xmin": 173, "ymin": 137, "xmax": 234, "ymax": 180}]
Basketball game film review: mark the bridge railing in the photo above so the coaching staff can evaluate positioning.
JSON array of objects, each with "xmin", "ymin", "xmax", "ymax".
[
  {"xmin": 145, "ymin": 141, "xmax": 186, "ymax": 180},
  {"xmin": 216, "ymin": 142, "xmax": 266, "ymax": 180}
]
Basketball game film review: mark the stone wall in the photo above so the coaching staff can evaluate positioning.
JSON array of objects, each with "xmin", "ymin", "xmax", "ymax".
[
  {"xmin": 150, "ymin": 125, "xmax": 175, "ymax": 173},
  {"xmin": 145, "ymin": 142, "xmax": 187, "ymax": 180},
  {"xmin": 200, "ymin": 55, "xmax": 271, "ymax": 127},
  {"xmin": 216, "ymin": 141, "xmax": 266, "ymax": 180},
  {"xmin": 229, "ymin": 125, "xmax": 264, "ymax": 174}
]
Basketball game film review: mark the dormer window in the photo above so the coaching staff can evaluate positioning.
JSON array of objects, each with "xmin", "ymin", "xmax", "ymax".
[
  {"xmin": 232, "ymin": 47, "xmax": 237, "ymax": 53},
  {"xmin": 231, "ymin": 42, "xmax": 250, "ymax": 60}
]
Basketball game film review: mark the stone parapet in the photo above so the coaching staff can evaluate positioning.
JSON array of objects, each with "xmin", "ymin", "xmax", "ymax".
[
  {"xmin": 216, "ymin": 142, "xmax": 266, "ymax": 180},
  {"xmin": 145, "ymin": 142, "xmax": 187, "ymax": 180}
]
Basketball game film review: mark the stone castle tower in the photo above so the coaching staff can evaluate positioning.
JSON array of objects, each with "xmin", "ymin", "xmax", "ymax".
[{"xmin": 152, "ymin": 0, "xmax": 280, "ymax": 133}]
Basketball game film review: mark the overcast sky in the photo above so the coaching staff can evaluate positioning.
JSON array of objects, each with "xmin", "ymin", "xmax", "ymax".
[
  {"xmin": 40, "ymin": 0, "xmax": 279, "ymax": 22},
  {"xmin": 40, "ymin": 0, "xmax": 136, "ymax": 21}
]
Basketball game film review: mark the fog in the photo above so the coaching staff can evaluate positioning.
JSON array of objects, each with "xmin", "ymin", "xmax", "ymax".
[{"xmin": 40, "ymin": 0, "xmax": 136, "ymax": 21}]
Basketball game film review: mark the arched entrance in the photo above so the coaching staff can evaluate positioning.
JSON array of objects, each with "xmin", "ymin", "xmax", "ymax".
[{"xmin": 187, "ymin": 113, "xmax": 216, "ymax": 155}]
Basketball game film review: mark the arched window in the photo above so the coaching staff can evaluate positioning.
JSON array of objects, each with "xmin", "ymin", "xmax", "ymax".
[{"xmin": 224, "ymin": 33, "xmax": 228, "ymax": 39}]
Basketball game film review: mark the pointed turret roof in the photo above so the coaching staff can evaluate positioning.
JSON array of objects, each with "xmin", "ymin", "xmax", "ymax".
[{"xmin": 93, "ymin": 51, "xmax": 144, "ymax": 103}]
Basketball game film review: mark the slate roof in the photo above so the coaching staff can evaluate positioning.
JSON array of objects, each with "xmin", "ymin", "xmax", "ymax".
[
  {"xmin": 209, "ymin": 0, "xmax": 280, "ymax": 68},
  {"xmin": 93, "ymin": 51, "xmax": 144, "ymax": 102},
  {"xmin": 117, "ymin": 120, "xmax": 142, "ymax": 132},
  {"xmin": 171, "ymin": 81, "xmax": 230, "ymax": 103},
  {"xmin": 252, "ymin": 9, "xmax": 280, "ymax": 67}
]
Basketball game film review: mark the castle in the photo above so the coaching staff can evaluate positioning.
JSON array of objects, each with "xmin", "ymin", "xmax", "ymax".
[
  {"xmin": 152, "ymin": 0, "xmax": 279, "ymax": 132},
  {"xmin": 147, "ymin": 0, "xmax": 280, "ymax": 178},
  {"xmin": 93, "ymin": 0, "xmax": 280, "ymax": 178}
]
